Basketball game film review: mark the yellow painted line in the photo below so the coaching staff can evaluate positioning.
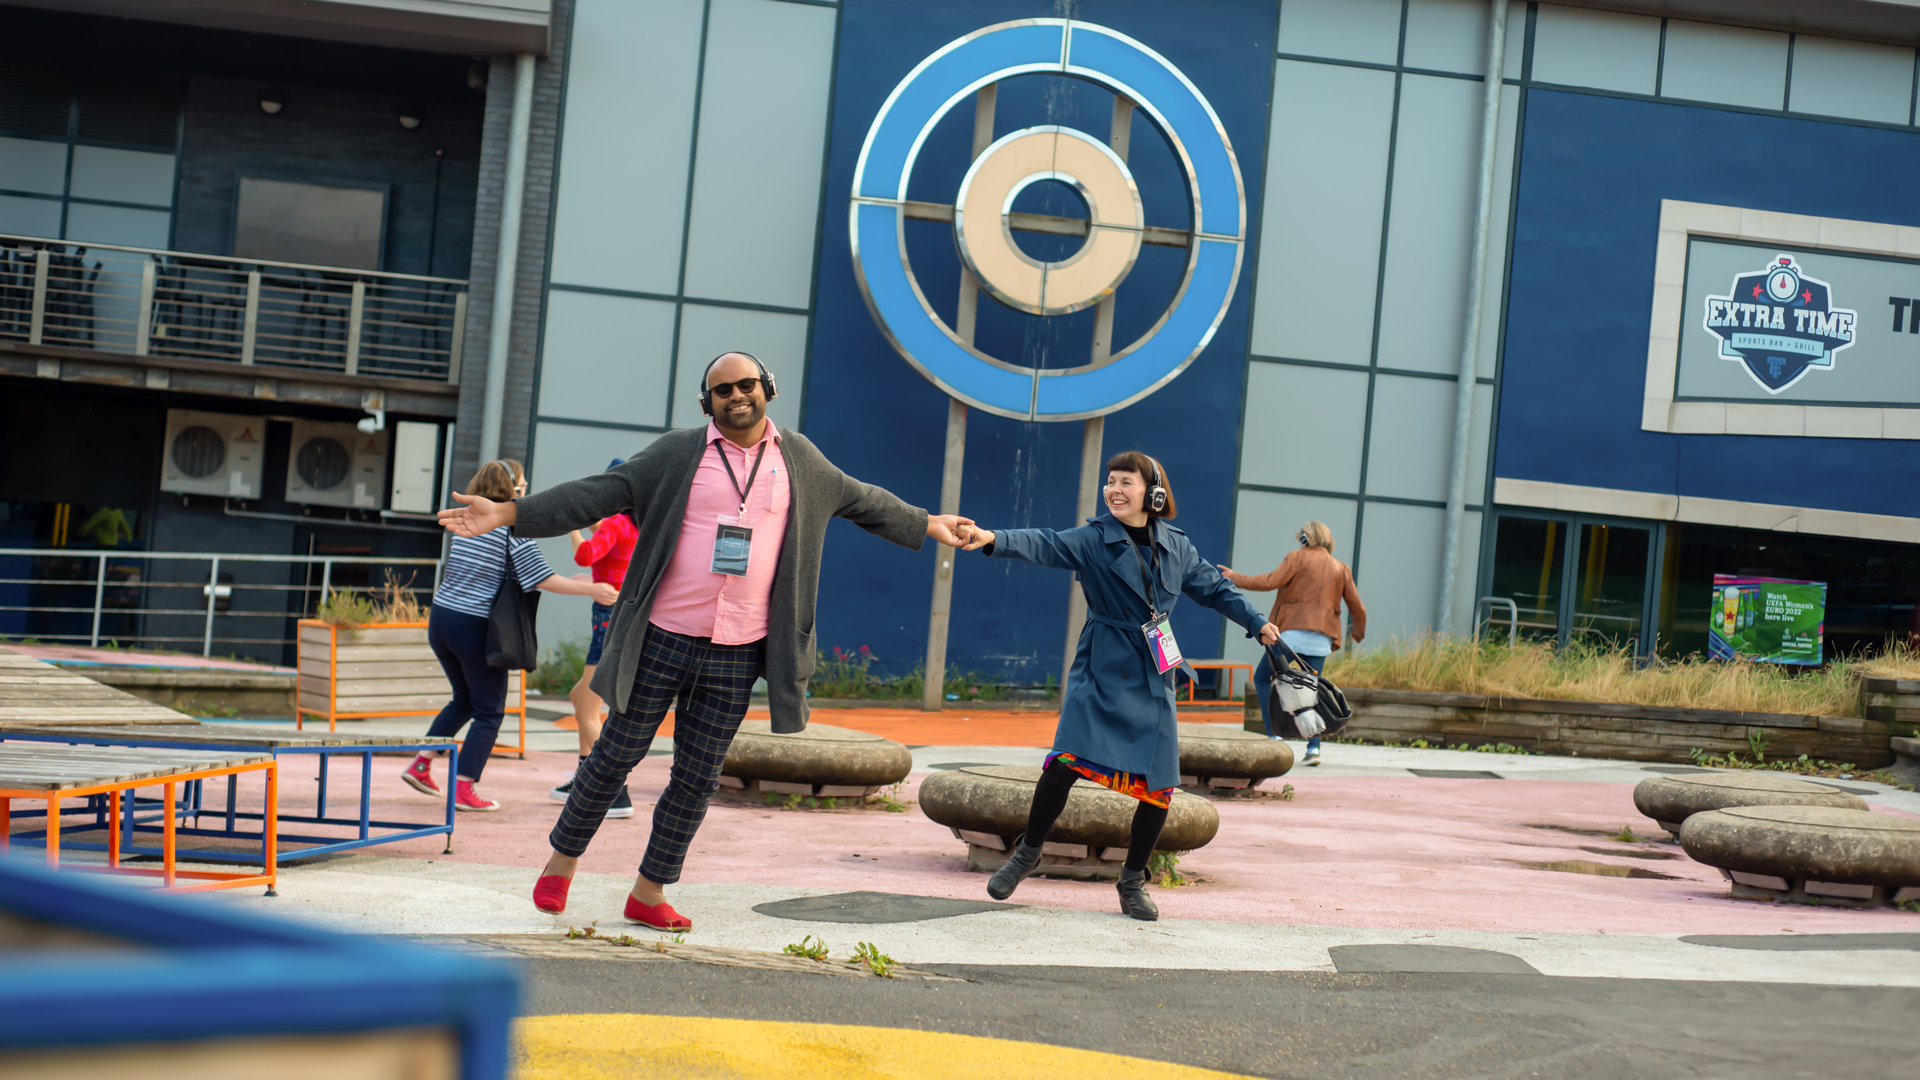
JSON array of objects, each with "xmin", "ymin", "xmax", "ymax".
[{"xmin": 516, "ymin": 1013, "xmax": 1256, "ymax": 1079}]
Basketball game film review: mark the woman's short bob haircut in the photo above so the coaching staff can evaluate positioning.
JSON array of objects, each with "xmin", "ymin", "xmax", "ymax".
[
  {"xmin": 1105, "ymin": 450, "xmax": 1177, "ymax": 520},
  {"xmin": 1300, "ymin": 520, "xmax": 1336, "ymax": 553},
  {"xmin": 468, "ymin": 459, "xmax": 525, "ymax": 502}
]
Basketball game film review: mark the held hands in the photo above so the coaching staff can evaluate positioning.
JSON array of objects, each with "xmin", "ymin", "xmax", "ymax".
[
  {"xmin": 1257, "ymin": 622, "xmax": 1280, "ymax": 646},
  {"xmin": 438, "ymin": 491, "xmax": 513, "ymax": 537},
  {"xmin": 592, "ymin": 582, "xmax": 619, "ymax": 605},
  {"xmin": 959, "ymin": 526, "xmax": 995, "ymax": 552},
  {"xmin": 926, "ymin": 514, "xmax": 977, "ymax": 548}
]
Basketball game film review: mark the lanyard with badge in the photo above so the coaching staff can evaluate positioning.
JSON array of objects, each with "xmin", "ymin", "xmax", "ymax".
[
  {"xmin": 1128, "ymin": 523, "xmax": 1182, "ymax": 673},
  {"xmin": 709, "ymin": 439, "xmax": 766, "ymax": 577}
]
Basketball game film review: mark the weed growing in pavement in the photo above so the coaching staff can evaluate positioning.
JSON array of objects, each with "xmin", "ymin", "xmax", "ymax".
[
  {"xmin": 1148, "ymin": 850, "xmax": 1187, "ymax": 888},
  {"xmin": 564, "ymin": 924, "xmax": 600, "ymax": 940},
  {"xmin": 868, "ymin": 781, "xmax": 911, "ymax": 813},
  {"xmin": 1899, "ymin": 900, "xmax": 1920, "ymax": 914},
  {"xmin": 1612, "ymin": 826, "xmax": 1639, "ymax": 844},
  {"xmin": 1280, "ymin": 783, "xmax": 1296, "ymax": 801},
  {"xmin": 670, "ymin": 931, "xmax": 687, "ymax": 944},
  {"xmin": 782, "ymin": 935, "xmax": 831, "ymax": 960},
  {"xmin": 849, "ymin": 941, "xmax": 897, "ymax": 977},
  {"xmin": 1690, "ymin": 746, "xmax": 1862, "ymax": 779}
]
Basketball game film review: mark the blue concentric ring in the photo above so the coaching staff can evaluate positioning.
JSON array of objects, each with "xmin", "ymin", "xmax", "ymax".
[{"xmin": 849, "ymin": 19, "xmax": 1244, "ymax": 422}]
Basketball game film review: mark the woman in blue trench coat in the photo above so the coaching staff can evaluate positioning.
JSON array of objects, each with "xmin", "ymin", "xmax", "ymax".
[{"xmin": 959, "ymin": 451, "xmax": 1279, "ymax": 920}]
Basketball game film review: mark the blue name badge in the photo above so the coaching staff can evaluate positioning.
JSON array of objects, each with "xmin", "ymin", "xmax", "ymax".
[{"xmin": 711, "ymin": 519, "xmax": 752, "ymax": 577}]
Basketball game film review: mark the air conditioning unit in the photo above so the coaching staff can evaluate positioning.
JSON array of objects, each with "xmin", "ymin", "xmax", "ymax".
[
  {"xmin": 161, "ymin": 409, "xmax": 266, "ymax": 498},
  {"xmin": 286, "ymin": 420, "xmax": 388, "ymax": 509}
]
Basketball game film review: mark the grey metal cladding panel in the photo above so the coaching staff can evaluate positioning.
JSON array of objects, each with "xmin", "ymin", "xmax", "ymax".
[
  {"xmin": 1251, "ymin": 61, "xmax": 1395, "ymax": 368},
  {"xmin": 1364, "ymin": 373, "xmax": 1450, "ymax": 503},
  {"xmin": 668, "ymin": 304, "xmax": 809, "ymax": 432},
  {"xmin": 1240, "ymin": 363, "xmax": 1367, "ymax": 494},
  {"xmin": 681, "ymin": 0, "xmax": 837, "ymax": 310},
  {"xmin": 1377, "ymin": 74, "xmax": 1481, "ymax": 377},
  {"xmin": 1402, "ymin": 0, "xmax": 1524, "ymax": 79},
  {"xmin": 1789, "ymin": 36, "xmax": 1915, "ymax": 125},
  {"xmin": 548, "ymin": 0, "xmax": 703, "ymax": 296},
  {"xmin": 64, "ymin": 204, "xmax": 171, "ymax": 249},
  {"xmin": 537, "ymin": 290, "xmax": 677, "ymax": 428},
  {"xmin": 68, "ymin": 147, "xmax": 175, "ymax": 207},
  {"xmin": 0, "ymin": 137, "xmax": 69, "ymax": 196},
  {"xmin": 0, "ymin": 195, "xmax": 62, "ymax": 238},
  {"xmin": 1226, "ymin": 487, "xmax": 1359, "ymax": 665},
  {"xmin": 1277, "ymin": 0, "xmax": 1403, "ymax": 65},
  {"xmin": 1532, "ymin": 5, "xmax": 1660, "ymax": 96},
  {"xmin": 1660, "ymin": 20, "xmax": 1789, "ymax": 110},
  {"xmin": 1354, "ymin": 500, "xmax": 1444, "ymax": 637}
]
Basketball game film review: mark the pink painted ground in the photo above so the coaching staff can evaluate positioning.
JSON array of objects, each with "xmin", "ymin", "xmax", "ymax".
[{"xmin": 229, "ymin": 749, "xmax": 1920, "ymax": 936}]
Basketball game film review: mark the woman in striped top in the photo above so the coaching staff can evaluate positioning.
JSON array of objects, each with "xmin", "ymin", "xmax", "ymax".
[{"xmin": 403, "ymin": 459, "xmax": 617, "ymax": 811}]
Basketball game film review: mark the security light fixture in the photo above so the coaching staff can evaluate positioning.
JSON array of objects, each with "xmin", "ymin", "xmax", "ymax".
[
  {"xmin": 397, "ymin": 111, "xmax": 421, "ymax": 130},
  {"xmin": 259, "ymin": 92, "xmax": 285, "ymax": 115}
]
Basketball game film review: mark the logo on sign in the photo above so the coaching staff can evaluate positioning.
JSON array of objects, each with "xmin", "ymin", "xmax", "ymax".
[{"xmin": 1702, "ymin": 254, "xmax": 1855, "ymax": 393}]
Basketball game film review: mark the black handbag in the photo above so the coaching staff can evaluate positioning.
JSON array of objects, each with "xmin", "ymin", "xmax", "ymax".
[
  {"xmin": 1262, "ymin": 638, "xmax": 1352, "ymax": 740},
  {"xmin": 485, "ymin": 535, "xmax": 541, "ymax": 670}
]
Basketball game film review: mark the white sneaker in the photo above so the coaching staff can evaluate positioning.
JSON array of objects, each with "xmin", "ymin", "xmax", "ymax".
[{"xmin": 1304, "ymin": 749, "xmax": 1322, "ymax": 766}]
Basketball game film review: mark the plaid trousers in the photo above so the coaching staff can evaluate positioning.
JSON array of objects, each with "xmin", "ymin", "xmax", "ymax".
[{"xmin": 549, "ymin": 626, "xmax": 764, "ymax": 884}]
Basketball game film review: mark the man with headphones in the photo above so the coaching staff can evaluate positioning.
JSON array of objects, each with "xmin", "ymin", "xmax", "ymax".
[{"xmin": 438, "ymin": 351, "xmax": 973, "ymax": 931}]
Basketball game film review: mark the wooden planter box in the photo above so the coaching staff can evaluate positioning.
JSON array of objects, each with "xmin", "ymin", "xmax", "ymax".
[
  {"xmin": 1242, "ymin": 685, "xmax": 1895, "ymax": 768},
  {"xmin": 295, "ymin": 620, "xmax": 526, "ymax": 757}
]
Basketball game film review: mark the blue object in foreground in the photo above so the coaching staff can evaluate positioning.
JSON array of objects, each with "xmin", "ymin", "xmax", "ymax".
[{"xmin": 0, "ymin": 856, "xmax": 518, "ymax": 1079}]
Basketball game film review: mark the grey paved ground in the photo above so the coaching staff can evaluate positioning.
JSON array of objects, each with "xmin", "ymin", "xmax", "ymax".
[{"xmin": 513, "ymin": 952, "xmax": 1920, "ymax": 1079}]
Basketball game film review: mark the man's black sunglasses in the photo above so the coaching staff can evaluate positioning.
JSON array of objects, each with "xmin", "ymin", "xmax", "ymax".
[{"xmin": 708, "ymin": 377, "xmax": 761, "ymax": 399}]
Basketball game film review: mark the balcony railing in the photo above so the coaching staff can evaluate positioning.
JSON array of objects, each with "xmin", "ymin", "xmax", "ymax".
[{"xmin": 0, "ymin": 234, "xmax": 466, "ymax": 384}]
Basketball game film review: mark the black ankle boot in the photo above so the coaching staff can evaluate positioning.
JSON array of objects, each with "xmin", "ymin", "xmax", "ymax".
[
  {"xmin": 987, "ymin": 839, "xmax": 1045, "ymax": 901},
  {"xmin": 1116, "ymin": 867, "xmax": 1159, "ymax": 921}
]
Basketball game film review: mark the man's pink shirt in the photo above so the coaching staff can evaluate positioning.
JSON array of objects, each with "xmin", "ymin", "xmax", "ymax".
[{"xmin": 647, "ymin": 419, "xmax": 791, "ymax": 645}]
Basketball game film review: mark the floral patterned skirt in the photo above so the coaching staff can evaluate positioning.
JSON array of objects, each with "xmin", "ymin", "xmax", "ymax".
[{"xmin": 1045, "ymin": 751, "xmax": 1173, "ymax": 809}]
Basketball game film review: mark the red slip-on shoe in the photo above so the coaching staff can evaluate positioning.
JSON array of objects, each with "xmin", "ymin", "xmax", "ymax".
[
  {"xmin": 623, "ymin": 895, "xmax": 692, "ymax": 932},
  {"xmin": 401, "ymin": 755, "xmax": 439, "ymax": 796},
  {"xmin": 532, "ymin": 874, "xmax": 571, "ymax": 914}
]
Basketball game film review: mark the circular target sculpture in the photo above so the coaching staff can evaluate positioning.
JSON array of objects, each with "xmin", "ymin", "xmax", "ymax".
[
  {"xmin": 1632, "ymin": 773, "xmax": 1867, "ymax": 836},
  {"xmin": 1679, "ymin": 805, "xmax": 1920, "ymax": 908},
  {"xmin": 919, "ymin": 765, "xmax": 1218, "ymax": 881},
  {"xmin": 851, "ymin": 18, "xmax": 1244, "ymax": 421},
  {"xmin": 717, "ymin": 721, "xmax": 912, "ymax": 805},
  {"xmin": 1177, "ymin": 722, "xmax": 1292, "ymax": 791}
]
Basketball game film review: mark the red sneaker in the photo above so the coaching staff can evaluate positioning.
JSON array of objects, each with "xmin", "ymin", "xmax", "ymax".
[
  {"xmin": 624, "ymin": 895, "xmax": 691, "ymax": 932},
  {"xmin": 533, "ymin": 874, "xmax": 571, "ymax": 914},
  {"xmin": 402, "ymin": 756, "xmax": 440, "ymax": 796},
  {"xmin": 454, "ymin": 778, "xmax": 500, "ymax": 812}
]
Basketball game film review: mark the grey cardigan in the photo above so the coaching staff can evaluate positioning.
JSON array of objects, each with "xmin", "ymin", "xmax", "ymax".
[{"xmin": 510, "ymin": 426, "xmax": 929, "ymax": 732}]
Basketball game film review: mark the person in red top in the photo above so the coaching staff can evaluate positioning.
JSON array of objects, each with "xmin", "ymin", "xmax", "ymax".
[{"xmin": 552, "ymin": 459, "xmax": 639, "ymax": 818}]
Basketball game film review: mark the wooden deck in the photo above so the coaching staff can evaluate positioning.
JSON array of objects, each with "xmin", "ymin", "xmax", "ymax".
[
  {"xmin": 0, "ymin": 744, "xmax": 271, "ymax": 791},
  {"xmin": 0, "ymin": 648, "xmax": 201, "ymax": 726},
  {"xmin": 0, "ymin": 723, "xmax": 432, "ymax": 749}
]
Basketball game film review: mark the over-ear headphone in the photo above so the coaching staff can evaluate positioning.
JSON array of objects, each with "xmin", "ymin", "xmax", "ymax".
[
  {"xmin": 697, "ymin": 351, "xmax": 777, "ymax": 416},
  {"xmin": 1146, "ymin": 457, "xmax": 1167, "ymax": 515}
]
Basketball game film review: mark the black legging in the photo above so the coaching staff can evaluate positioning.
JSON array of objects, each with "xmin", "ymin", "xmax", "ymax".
[{"xmin": 1022, "ymin": 757, "xmax": 1169, "ymax": 871}]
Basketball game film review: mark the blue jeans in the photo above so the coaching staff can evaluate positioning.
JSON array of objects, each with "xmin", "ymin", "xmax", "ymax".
[{"xmin": 1254, "ymin": 650, "xmax": 1326, "ymax": 752}]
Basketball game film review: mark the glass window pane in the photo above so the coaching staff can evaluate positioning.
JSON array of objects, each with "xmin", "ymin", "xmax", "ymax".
[
  {"xmin": 1487, "ymin": 515, "xmax": 1564, "ymax": 640},
  {"xmin": 0, "ymin": 193, "xmax": 62, "ymax": 238},
  {"xmin": 1571, "ymin": 523, "xmax": 1649, "ymax": 650},
  {"xmin": 63, "ymin": 202, "xmax": 170, "ymax": 249},
  {"xmin": 0, "ymin": 136, "xmax": 68, "ymax": 196},
  {"xmin": 68, "ymin": 146, "xmax": 174, "ymax": 207}
]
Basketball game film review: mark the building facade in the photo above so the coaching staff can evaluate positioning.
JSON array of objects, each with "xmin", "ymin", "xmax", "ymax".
[{"xmin": 2, "ymin": 0, "xmax": 1915, "ymax": 680}]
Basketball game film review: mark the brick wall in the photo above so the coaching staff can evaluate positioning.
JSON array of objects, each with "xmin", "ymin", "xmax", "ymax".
[
  {"xmin": 172, "ymin": 74, "xmax": 483, "ymax": 279},
  {"xmin": 452, "ymin": 0, "xmax": 572, "ymax": 480}
]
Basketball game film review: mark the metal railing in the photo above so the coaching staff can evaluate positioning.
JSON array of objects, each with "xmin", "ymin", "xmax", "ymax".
[
  {"xmin": 0, "ymin": 234, "xmax": 467, "ymax": 383},
  {"xmin": 0, "ymin": 549, "xmax": 442, "ymax": 658}
]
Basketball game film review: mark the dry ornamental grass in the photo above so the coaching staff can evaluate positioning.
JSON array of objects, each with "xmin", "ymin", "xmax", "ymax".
[{"xmin": 1323, "ymin": 636, "xmax": 1920, "ymax": 718}]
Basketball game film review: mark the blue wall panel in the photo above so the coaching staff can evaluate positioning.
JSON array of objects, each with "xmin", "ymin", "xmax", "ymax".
[
  {"xmin": 1499, "ymin": 90, "xmax": 1920, "ymax": 519},
  {"xmin": 805, "ymin": 0, "xmax": 1276, "ymax": 680}
]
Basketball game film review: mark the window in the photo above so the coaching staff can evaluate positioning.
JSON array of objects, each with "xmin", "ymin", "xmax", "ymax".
[{"xmin": 233, "ymin": 177, "xmax": 388, "ymax": 270}]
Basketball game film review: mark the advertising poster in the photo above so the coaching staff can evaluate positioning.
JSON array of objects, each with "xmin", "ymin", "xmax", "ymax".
[{"xmin": 1707, "ymin": 574, "xmax": 1826, "ymax": 665}]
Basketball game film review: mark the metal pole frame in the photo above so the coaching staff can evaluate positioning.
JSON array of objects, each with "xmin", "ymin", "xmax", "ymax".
[
  {"xmin": 478, "ymin": 52, "xmax": 538, "ymax": 463},
  {"xmin": 1437, "ymin": 0, "xmax": 1510, "ymax": 635}
]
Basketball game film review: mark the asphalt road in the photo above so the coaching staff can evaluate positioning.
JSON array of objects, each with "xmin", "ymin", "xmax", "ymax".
[{"xmin": 519, "ymin": 957, "xmax": 1920, "ymax": 1079}]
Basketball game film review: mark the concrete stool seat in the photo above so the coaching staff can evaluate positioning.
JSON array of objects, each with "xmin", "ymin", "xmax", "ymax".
[
  {"xmin": 918, "ymin": 765, "xmax": 1219, "ymax": 881},
  {"xmin": 1679, "ymin": 805, "xmax": 1920, "ymax": 908},
  {"xmin": 1177, "ymin": 722, "xmax": 1292, "ymax": 790},
  {"xmin": 1632, "ymin": 772, "xmax": 1867, "ymax": 835},
  {"xmin": 1891, "ymin": 736, "xmax": 1919, "ymax": 788},
  {"xmin": 718, "ymin": 721, "xmax": 912, "ymax": 804}
]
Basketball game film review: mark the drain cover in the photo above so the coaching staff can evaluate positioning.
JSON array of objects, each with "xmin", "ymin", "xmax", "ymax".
[
  {"xmin": 752, "ymin": 891, "xmax": 1013, "ymax": 924},
  {"xmin": 1408, "ymin": 769, "xmax": 1503, "ymax": 779},
  {"xmin": 1680, "ymin": 933, "xmax": 1920, "ymax": 952}
]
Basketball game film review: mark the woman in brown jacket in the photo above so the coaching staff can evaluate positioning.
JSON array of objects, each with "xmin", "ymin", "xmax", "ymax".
[{"xmin": 1217, "ymin": 521, "xmax": 1366, "ymax": 766}]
